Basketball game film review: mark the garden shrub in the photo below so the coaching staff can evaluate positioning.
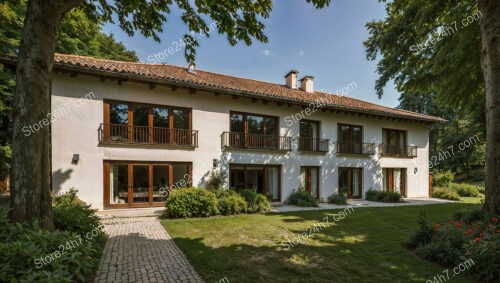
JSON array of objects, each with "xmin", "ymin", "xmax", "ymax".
[
  {"xmin": 448, "ymin": 183, "xmax": 481, "ymax": 197},
  {"xmin": 205, "ymin": 170, "xmax": 227, "ymax": 191},
  {"xmin": 406, "ymin": 212, "xmax": 434, "ymax": 249},
  {"xmin": 286, "ymin": 188, "xmax": 318, "ymax": 207},
  {"xmin": 52, "ymin": 189, "xmax": 106, "ymax": 248},
  {"xmin": 468, "ymin": 169, "xmax": 485, "ymax": 183},
  {"xmin": 452, "ymin": 208, "xmax": 486, "ymax": 224},
  {"xmin": 365, "ymin": 190, "xmax": 402, "ymax": 202},
  {"xmin": 327, "ymin": 193, "xmax": 347, "ymax": 205},
  {"xmin": 477, "ymin": 185, "xmax": 485, "ymax": 194},
  {"xmin": 407, "ymin": 211, "xmax": 500, "ymax": 282},
  {"xmin": 216, "ymin": 190, "xmax": 247, "ymax": 215},
  {"xmin": 238, "ymin": 189, "xmax": 271, "ymax": 213},
  {"xmin": 433, "ymin": 170, "xmax": 455, "ymax": 187},
  {"xmin": 165, "ymin": 187, "xmax": 219, "ymax": 218},
  {"xmin": 431, "ymin": 187, "xmax": 460, "ymax": 200},
  {"xmin": 0, "ymin": 219, "xmax": 103, "ymax": 282},
  {"xmin": 0, "ymin": 189, "xmax": 106, "ymax": 282}
]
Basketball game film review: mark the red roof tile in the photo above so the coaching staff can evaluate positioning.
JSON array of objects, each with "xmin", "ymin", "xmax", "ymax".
[{"xmin": 3, "ymin": 53, "xmax": 446, "ymax": 123}]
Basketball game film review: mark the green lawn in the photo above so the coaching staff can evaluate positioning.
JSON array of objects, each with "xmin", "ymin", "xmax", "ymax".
[
  {"xmin": 460, "ymin": 196, "xmax": 484, "ymax": 204},
  {"xmin": 161, "ymin": 203, "xmax": 481, "ymax": 283}
]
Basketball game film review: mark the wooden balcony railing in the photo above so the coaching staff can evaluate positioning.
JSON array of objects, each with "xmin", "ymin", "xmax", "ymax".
[
  {"xmin": 298, "ymin": 137, "xmax": 329, "ymax": 153},
  {"xmin": 336, "ymin": 141, "xmax": 375, "ymax": 155},
  {"xmin": 98, "ymin": 123, "xmax": 198, "ymax": 147},
  {"xmin": 379, "ymin": 144, "xmax": 417, "ymax": 158},
  {"xmin": 221, "ymin": 132, "xmax": 292, "ymax": 151}
]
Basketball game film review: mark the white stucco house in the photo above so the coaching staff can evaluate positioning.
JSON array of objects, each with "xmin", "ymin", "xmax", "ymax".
[{"xmin": 2, "ymin": 54, "xmax": 446, "ymax": 210}]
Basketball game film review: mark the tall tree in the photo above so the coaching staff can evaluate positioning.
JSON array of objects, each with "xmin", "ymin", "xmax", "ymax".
[
  {"xmin": 9, "ymin": 0, "xmax": 331, "ymax": 229},
  {"xmin": 0, "ymin": 0, "xmax": 138, "ymax": 176},
  {"xmin": 365, "ymin": 0, "xmax": 499, "ymax": 213}
]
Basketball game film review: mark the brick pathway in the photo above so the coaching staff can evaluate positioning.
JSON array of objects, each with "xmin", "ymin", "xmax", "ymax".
[{"xmin": 95, "ymin": 217, "xmax": 204, "ymax": 283}]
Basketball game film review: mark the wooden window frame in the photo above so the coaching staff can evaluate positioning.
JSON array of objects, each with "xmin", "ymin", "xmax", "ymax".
[
  {"xmin": 103, "ymin": 160, "xmax": 192, "ymax": 209},
  {"xmin": 338, "ymin": 123, "xmax": 364, "ymax": 154},
  {"xmin": 103, "ymin": 100, "xmax": 193, "ymax": 144},
  {"xmin": 229, "ymin": 111, "xmax": 279, "ymax": 136},
  {"xmin": 382, "ymin": 168, "xmax": 407, "ymax": 197},
  {"xmin": 228, "ymin": 164, "xmax": 282, "ymax": 201},
  {"xmin": 338, "ymin": 167, "xmax": 363, "ymax": 199},
  {"xmin": 300, "ymin": 120, "xmax": 321, "ymax": 139},
  {"xmin": 301, "ymin": 166, "xmax": 320, "ymax": 199},
  {"xmin": 382, "ymin": 128, "xmax": 408, "ymax": 155}
]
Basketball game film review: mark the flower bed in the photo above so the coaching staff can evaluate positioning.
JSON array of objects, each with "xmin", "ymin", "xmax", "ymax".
[{"xmin": 407, "ymin": 210, "xmax": 500, "ymax": 282}]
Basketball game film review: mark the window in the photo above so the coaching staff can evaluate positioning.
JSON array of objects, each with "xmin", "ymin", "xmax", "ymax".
[
  {"xmin": 228, "ymin": 112, "xmax": 279, "ymax": 149},
  {"xmin": 337, "ymin": 124, "xmax": 365, "ymax": 154},
  {"xmin": 229, "ymin": 164, "xmax": 281, "ymax": 201},
  {"xmin": 299, "ymin": 120, "xmax": 327, "ymax": 152},
  {"xmin": 338, "ymin": 167, "xmax": 363, "ymax": 198},
  {"xmin": 105, "ymin": 161, "xmax": 192, "ymax": 208},
  {"xmin": 300, "ymin": 167, "xmax": 320, "ymax": 199},
  {"xmin": 382, "ymin": 128, "xmax": 407, "ymax": 155},
  {"xmin": 102, "ymin": 101, "xmax": 196, "ymax": 146},
  {"xmin": 382, "ymin": 168, "xmax": 407, "ymax": 197}
]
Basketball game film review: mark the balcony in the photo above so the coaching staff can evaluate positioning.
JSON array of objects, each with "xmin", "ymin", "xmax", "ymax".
[
  {"xmin": 379, "ymin": 144, "xmax": 417, "ymax": 158},
  {"xmin": 336, "ymin": 141, "xmax": 375, "ymax": 155},
  {"xmin": 98, "ymin": 123, "xmax": 198, "ymax": 147},
  {"xmin": 221, "ymin": 132, "xmax": 292, "ymax": 151},
  {"xmin": 298, "ymin": 137, "xmax": 329, "ymax": 153}
]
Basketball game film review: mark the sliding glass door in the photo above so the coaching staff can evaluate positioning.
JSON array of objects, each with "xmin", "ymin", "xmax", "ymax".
[{"xmin": 105, "ymin": 161, "xmax": 192, "ymax": 208}]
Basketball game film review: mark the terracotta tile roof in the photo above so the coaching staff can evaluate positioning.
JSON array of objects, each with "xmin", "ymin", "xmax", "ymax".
[{"xmin": 1, "ymin": 53, "xmax": 445, "ymax": 123}]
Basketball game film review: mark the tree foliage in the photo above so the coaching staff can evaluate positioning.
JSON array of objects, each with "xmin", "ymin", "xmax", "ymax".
[
  {"xmin": 365, "ymin": 0, "xmax": 486, "ymax": 181},
  {"xmin": 0, "ymin": 0, "xmax": 138, "ymax": 170}
]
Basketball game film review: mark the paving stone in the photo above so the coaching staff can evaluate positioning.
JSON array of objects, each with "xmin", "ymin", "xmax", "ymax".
[{"xmin": 94, "ymin": 217, "xmax": 204, "ymax": 283}]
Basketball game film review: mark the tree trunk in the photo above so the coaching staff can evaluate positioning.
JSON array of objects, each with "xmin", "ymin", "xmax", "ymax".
[
  {"xmin": 479, "ymin": 0, "xmax": 500, "ymax": 214},
  {"xmin": 9, "ymin": 0, "xmax": 82, "ymax": 229}
]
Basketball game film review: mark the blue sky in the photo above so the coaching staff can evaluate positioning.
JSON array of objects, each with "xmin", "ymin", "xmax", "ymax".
[{"xmin": 103, "ymin": 0, "xmax": 400, "ymax": 107}]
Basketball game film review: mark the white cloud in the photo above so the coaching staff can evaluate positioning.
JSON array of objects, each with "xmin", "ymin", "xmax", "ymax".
[
  {"xmin": 263, "ymin": 49, "xmax": 271, "ymax": 56},
  {"xmin": 299, "ymin": 50, "xmax": 304, "ymax": 56}
]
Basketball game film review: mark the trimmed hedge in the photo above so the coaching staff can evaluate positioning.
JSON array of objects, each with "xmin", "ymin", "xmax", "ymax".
[
  {"xmin": 165, "ymin": 188, "xmax": 271, "ymax": 218},
  {"xmin": 365, "ymin": 190, "xmax": 402, "ymax": 203},
  {"xmin": 238, "ymin": 189, "xmax": 271, "ymax": 213},
  {"xmin": 431, "ymin": 187, "xmax": 460, "ymax": 201},
  {"xmin": 165, "ymin": 187, "xmax": 219, "ymax": 218},
  {"xmin": 286, "ymin": 188, "xmax": 318, "ymax": 207},
  {"xmin": 217, "ymin": 190, "xmax": 247, "ymax": 215}
]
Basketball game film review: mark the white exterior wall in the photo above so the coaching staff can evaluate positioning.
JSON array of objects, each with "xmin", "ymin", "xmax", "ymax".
[{"xmin": 51, "ymin": 73, "xmax": 430, "ymax": 210}]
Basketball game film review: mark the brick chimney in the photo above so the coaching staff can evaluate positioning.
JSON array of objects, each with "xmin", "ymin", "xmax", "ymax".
[
  {"xmin": 284, "ymin": 70, "xmax": 298, "ymax": 89},
  {"xmin": 300, "ymin": 76, "xmax": 314, "ymax": 93}
]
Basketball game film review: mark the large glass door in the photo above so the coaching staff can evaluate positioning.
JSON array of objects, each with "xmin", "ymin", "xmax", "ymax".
[
  {"xmin": 229, "ymin": 164, "xmax": 281, "ymax": 201},
  {"xmin": 152, "ymin": 165, "xmax": 172, "ymax": 203},
  {"xmin": 300, "ymin": 167, "xmax": 320, "ymax": 199},
  {"xmin": 338, "ymin": 167, "xmax": 363, "ymax": 198},
  {"xmin": 132, "ymin": 165, "xmax": 150, "ymax": 207},
  {"xmin": 105, "ymin": 162, "xmax": 191, "ymax": 208}
]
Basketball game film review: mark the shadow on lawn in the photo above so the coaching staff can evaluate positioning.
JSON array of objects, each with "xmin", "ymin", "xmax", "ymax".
[
  {"xmin": 167, "ymin": 204, "xmax": 479, "ymax": 283},
  {"xmin": 172, "ymin": 234, "xmax": 451, "ymax": 282}
]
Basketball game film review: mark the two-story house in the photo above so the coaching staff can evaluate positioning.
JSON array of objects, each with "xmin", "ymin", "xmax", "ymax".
[{"xmin": 3, "ymin": 54, "xmax": 445, "ymax": 210}]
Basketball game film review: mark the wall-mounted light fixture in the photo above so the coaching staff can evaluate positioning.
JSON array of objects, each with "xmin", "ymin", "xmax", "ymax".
[
  {"xmin": 71, "ymin": 154, "xmax": 80, "ymax": 165},
  {"xmin": 414, "ymin": 167, "xmax": 418, "ymax": 174},
  {"xmin": 213, "ymin": 159, "xmax": 219, "ymax": 168}
]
